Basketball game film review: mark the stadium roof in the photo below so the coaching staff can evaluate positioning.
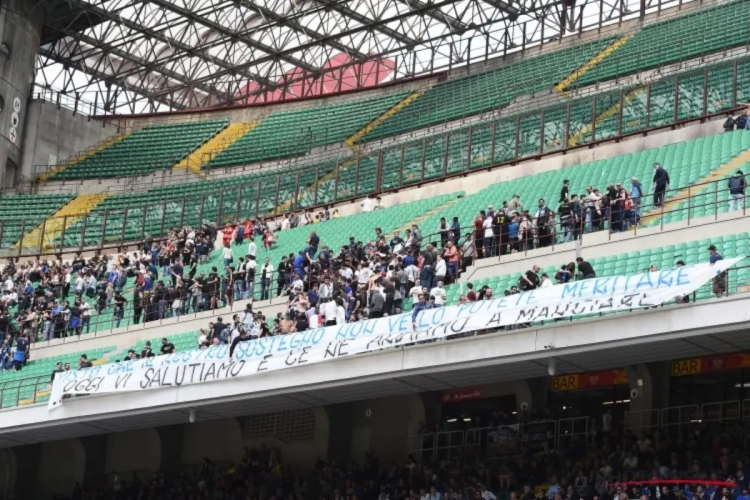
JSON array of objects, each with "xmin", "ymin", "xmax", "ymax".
[{"xmin": 35, "ymin": 0, "xmax": 642, "ymax": 114}]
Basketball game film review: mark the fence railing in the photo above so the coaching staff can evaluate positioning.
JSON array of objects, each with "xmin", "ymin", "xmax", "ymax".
[
  {"xmin": 10, "ymin": 49, "xmax": 750, "ymax": 258},
  {"xmin": 23, "ymin": 0, "xmax": 744, "ymax": 193},
  {"xmin": 3, "ymin": 259, "xmax": 750, "ymax": 411},
  {"xmin": 412, "ymin": 397, "xmax": 750, "ymax": 459}
]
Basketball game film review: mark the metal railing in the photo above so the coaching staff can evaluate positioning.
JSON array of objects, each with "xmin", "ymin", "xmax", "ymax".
[
  {"xmin": 412, "ymin": 396, "xmax": 750, "ymax": 459},
  {"xmin": 23, "ymin": 0, "xmax": 746, "ymax": 193},
  {"xmin": 10, "ymin": 49, "xmax": 750, "ymax": 258},
  {"xmin": 2, "ymin": 260, "xmax": 750, "ymax": 410}
]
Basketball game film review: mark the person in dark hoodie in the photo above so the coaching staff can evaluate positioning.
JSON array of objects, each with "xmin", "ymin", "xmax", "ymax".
[{"xmin": 728, "ymin": 170, "xmax": 746, "ymax": 212}]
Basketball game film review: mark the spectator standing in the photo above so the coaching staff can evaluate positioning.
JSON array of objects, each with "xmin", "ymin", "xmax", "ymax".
[
  {"xmin": 708, "ymin": 244, "xmax": 727, "ymax": 298},
  {"xmin": 474, "ymin": 212, "xmax": 485, "ymax": 258},
  {"xmin": 50, "ymin": 361, "xmax": 63, "ymax": 382},
  {"xmin": 369, "ymin": 288, "xmax": 385, "ymax": 318},
  {"xmin": 560, "ymin": 179, "xmax": 570, "ymax": 202},
  {"xmin": 444, "ymin": 241, "xmax": 459, "ymax": 280},
  {"xmin": 79, "ymin": 354, "xmax": 93, "ymax": 369},
  {"xmin": 630, "ymin": 177, "xmax": 643, "ymax": 225},
  {"xmin": 728, "ymin": 170, "xmax": 746, "ymax": 212},
  {"xmin": 431, "ymin": 281, "xmax": 446, "ymax": 307},
  {"xmin": 361, "ymin": 195, "xmax": 376, "ymax": 212},
  {"xmin": 534, "ymin": 200, "xmax": 554, "ymax": 247},
  {"xmin": 652, "ymin": 163, "xmax": 670, "ymax": 208},
  {"xmin": 557, "ymin": 197, "xmax": 572, "ymax": 242},
  {"xmin": 483, "ymin": 213, "xmax": 494, "ymax": 257},
  {"xmin": 434, "ymin": 254, "xmax": 447, "ymax": 287}
]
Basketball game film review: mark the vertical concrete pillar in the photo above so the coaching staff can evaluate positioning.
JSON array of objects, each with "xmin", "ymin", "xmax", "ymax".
[{"xmin": 0, "ymin": 0, "xmax": 44, "ymax": 187}]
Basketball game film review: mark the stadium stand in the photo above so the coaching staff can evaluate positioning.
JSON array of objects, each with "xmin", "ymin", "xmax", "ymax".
[
  {"xmin": 49, "ymin": 120, "xmax": 229, "ymax": 180},
  {"xmin": 0, "ymin": 130, "xmax": 741, "ymax": 342},
  {"xmin": 570, "ymin": 0, "xmax": 750, "ymax": 89},
  {"xmin": 407, "ymin": 131, "xmax": 750, "ymax": 238},
  {"xmin": 360, "ymin": 38, "xmax": 616, "ymax": 142},
  {"xmin": 10, "ymin": 1, "xmax": 750, "ymax": 498},
  {"xmin": 363, "ymin": 0, "xmax": 750, "ymax": 143},
  {"xmin": 3, "ymin": 227, "xmax": 748, "ymax": 411},
  {"xmin": 0, "ymin": 194, "xmax": 74, "ymax": 249},
  {"xmin": 203, "ymin": 92, "xmax": 410, "ymax": 168}
]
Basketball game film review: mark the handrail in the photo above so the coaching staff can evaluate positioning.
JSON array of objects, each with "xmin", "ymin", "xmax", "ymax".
[
  {"xmin": 411, "ymin": 396, "xmax": 750, "ymax": 458},
  {"xmin": 3, "ymin": 261, "xmax": 750, "ymax": 412},
  {"xmin": 2, "ymin": 50, "xmax": 748, "ymax": 256},
  {"xmin": 1, "ymin": 171, "xmax": 747, "ymax": 351}
]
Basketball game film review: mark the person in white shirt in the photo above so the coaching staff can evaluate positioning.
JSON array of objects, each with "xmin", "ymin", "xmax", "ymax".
[
  {"xmin": 405, "ymin": 263, "xmax": 419, "ymax": 287},
  {"xmin": 319, "ymin": 278, "xmax": 333, "ymax": 301},
  {"xmin": 339, "ymin": 266, "xmax": 353, "ymax": 281},
  {"xmin": 357, "ymin": 264, "xmax": 372, "ymax": 285},
  {"xmin": 361, "ymin": 195, "xmax": 376, "ymax": 212},
  {"xmin": 308, "ymin": 309, "xmax": 320, "ymax": 328},
  {"xmin": 336, "ymin": 298, "xmax": 347, "ymax": 325},
  {"xmin": 291, "ymin": 274, "xmax": 305, "ymax": 292},
  {"xmin": 602, "ymin": 409, "xmax": 612, "ymax": 432},
  {"xmin": 481, "ymin": 486, "xmax": 498, "ymax": 500},
  {"xmin": 247, "ymin": 239, "xmax": 257, "ymax": 260},
  {"xmin": 2, "ymin": 291, "xmax": 17, "ymax": 305},
  {"xmin": 322, "ymin": 299, "xmax": 337, "ymax": 326},
  {"xmin": 4, "ymin": 277, "xmax": 13, "ymax": 292},
  {"xmin": 75, "ymin": 274, "xmax": 85, "ymax": 296},
  {"xmin": 539, "ymin": 273, "xmax": 553, "ymax": 288},
  {"xmin": 483, "ymin": 215, "xmax": 494, "ymax": 257},
  {"xmin": 430, "ymin": 281, "xmax": 446, "ymax": 306},
  {"xmin": 222, "ymin": 246, "xmax": 233, "ymax": 267},
  {"xmin": 433, "ymin": 255, "xmax": 447, "ymax": 286},
  {"xmin": 409, "ymin": 284, "xmax": 424, "ymax": 304},
  {"xmin": 260, "ymin": 258, "xmax": 274, "ymax": 301}
]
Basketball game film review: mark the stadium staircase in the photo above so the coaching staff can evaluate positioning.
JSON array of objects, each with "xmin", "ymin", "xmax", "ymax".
[
  {"xmin": 172, "ymin": 122, "xmax": 258, "ymax": 177},
  {"xmin": 554, "ymin": 35, "xmax": 633, "ymax": 94},
  {"xmin": 36, "ymin": 132, "xmax": 129, "ymax": 183},
  {"xmin": 17, "ymin": 193, "xmax": 110, "ymax": 250},
  {"xmin": 387, "ymin": 197, "xmax": 461, "ymax": 239},
  {"xmin": 344, "ymin": 91, "xmax": 424, "ymax": 152},
  {"xmin": 567, "ymin": 87, "xmax": 646, "ymax": 147}
]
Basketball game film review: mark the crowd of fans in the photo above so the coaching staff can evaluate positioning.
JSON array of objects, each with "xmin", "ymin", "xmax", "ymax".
[
  {"xmin": 47, "ymin": 411, "xmax": 750, "ymax": 500},
  {"xmin": 0, "ymin": 165, "xmax": 736, "ymax": 374}
]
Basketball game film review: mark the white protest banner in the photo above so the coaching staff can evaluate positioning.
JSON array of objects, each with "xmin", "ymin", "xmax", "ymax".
[
  {"xmin": 48, "ymin": 257, "xmax": 743, "ymax": 409},
  {"xmin": 234, "ymin": 258, "xmax": 742, "ymax": 360}
]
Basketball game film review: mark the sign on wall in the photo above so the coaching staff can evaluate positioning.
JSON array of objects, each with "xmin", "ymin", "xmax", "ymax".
[
  {"xmin": 671, "ymin": 352, "xmax": 750, "ymax": 377},
  {"xmin": 8, "ymin": 96, "xmax": 21, "ymax": 145},
  {"xmin": 551, "ymin": 369, "xmax": 629, "ymax": 391}
]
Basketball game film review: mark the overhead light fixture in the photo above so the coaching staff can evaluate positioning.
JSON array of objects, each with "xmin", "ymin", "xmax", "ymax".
[{"xmin": 446, "ymin": 418, "xmax": 457, "ymax": 423}]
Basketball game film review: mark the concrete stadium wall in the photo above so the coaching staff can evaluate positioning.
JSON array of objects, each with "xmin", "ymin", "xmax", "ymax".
[
  {"xmin": 104, "ymin": 428, "xmax": 161, "ymax": 476},
  {"xmin": 21, "ymin": 100, "xmax": 119, "ymax": 182},
  {"xmin": 181, "ymin": 418, "xmax": 244, "ymax": 466},
  {"xmin": 0, "ymin": 0, "xmax": 44, "ymax": 189},
  {"xmin": 36, "ymin": 439, "xmax": 86, "ymax": 499}
]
